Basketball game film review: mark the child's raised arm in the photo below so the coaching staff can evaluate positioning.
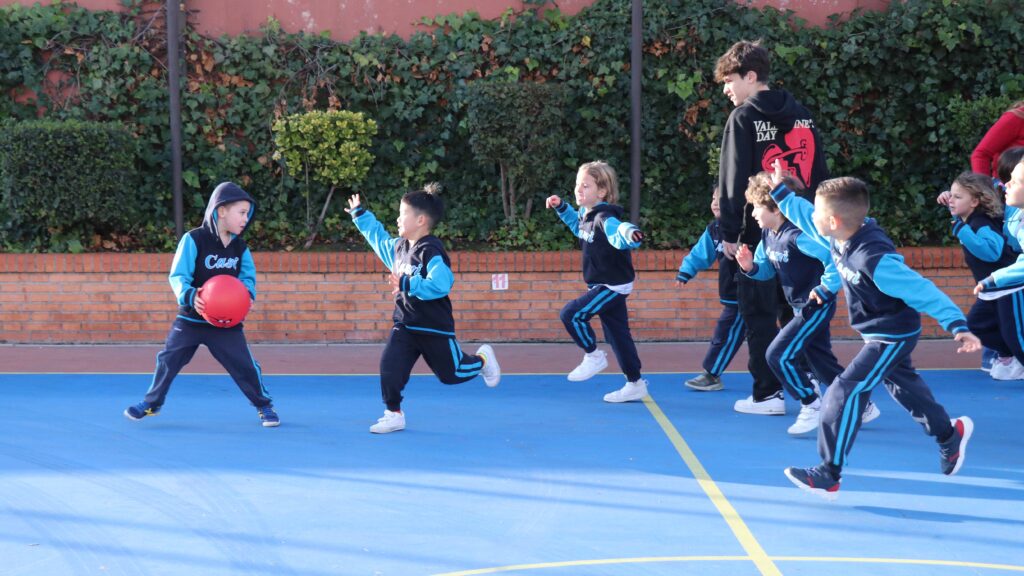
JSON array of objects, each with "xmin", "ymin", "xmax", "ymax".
[
  {"xmin": 346, "ymin": 194, "xmax": 399, "ymax": 271},
  {"xmin": 549, "ymin": 194, "xmax": 580, "ymax": 236}
]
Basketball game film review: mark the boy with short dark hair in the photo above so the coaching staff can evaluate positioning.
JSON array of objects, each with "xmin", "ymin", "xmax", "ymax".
[
  {"xmin": 771, "ymin": 163, "xmax": 980, "ymax": 500},
  {"xmin": 124, "ymin": 181, "xmax": 280, "ymax": 427},
  {"xmin": 346, "ymin": 184, "xmax": 500, "ymax": 433},
  {"xmin": 713, "ymin": 39, "xmax": 830, "ymax": 415}
]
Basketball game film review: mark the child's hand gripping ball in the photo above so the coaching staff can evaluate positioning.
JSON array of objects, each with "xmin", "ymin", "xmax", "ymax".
[{"xmin": 198, "ymin": 275, "xmax": 252, "ymax": 328}]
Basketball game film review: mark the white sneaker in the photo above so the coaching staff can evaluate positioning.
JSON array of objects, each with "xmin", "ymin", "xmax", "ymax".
[
  {"xmin": 568, "ymin": 349, "xmax": 608, "ymax": 381},
  {"xmin": 369, "ymin": 409, "xmax": 405, "ymax": 434},
  {"xmin": 861, "ymin": 401, "xmax": 881, "ymax": 424},
  {"xmin": 734, "ymin": 392, "xmax": 785, "ymax": 415},
  {"xmin": 788, "ymin": 398, "xmax": 821, "ymax": 435},
  {"xmin": 603, "ymin": 378, "xmax": 648, "ymax": 403},
  {"xmin": 990, "ymin": 357, "xmax": 1024, "ymax": 380},
  {"xmin": 476, "ymin": 344, "xmax": 500, "ymax": 387}
]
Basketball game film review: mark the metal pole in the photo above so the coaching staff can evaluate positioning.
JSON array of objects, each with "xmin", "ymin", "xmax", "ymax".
[
  {"xmin": 629, "ymin": 0, "xmax": 642, "ymax": 223},
  {"xmin": 167, "ymin": 0, "xmax": 184, "ymax": 238}
]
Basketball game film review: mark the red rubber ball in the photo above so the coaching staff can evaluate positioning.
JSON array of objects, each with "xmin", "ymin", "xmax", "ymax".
[{"xmin": 199, "ymin": 275, "xmax": 251, "ymax": 328}]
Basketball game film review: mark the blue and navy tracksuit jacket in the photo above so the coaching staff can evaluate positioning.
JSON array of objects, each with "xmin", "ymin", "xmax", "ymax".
[
  {"xmin": 677, "ymin": 219, "xmax": 738, "ymax": 303},
  {"xmin": 953, "ymin": 210, "xmax": 1016, "ymax": 283},
  {"xmin": 743, "ymin": 220, "xmax": 840, "ymax": 308},
  {"xmin": 170, "ymin": 182, "xmax": 257, "ymax": 323},
  {"xmin": 771, "ymin": 183, "xmax": 968, "ymax": 340},
  {"xmin": 555, "ymin": 202, "xmax": 641, "ymax": 286},
  {"xmin": 350, "ymin": 206, "xmax": 457, "ymax": 336}
]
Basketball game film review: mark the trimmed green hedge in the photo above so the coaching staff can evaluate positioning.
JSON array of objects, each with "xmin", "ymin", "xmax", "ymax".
[
  {"xmin": 1, "ymin": 0, "xmax": 1022, "ymax": 252},
  {"xmin": 0, "ymin": 119, "xmax": 137, "ymax": 252}
]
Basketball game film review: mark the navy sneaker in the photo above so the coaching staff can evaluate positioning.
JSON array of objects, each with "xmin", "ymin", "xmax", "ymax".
[
  {"xmin": 124, "ymin": 401, "xmax": 160, "ymax": 421},
  {"xmin": 784, "ymin": 465, "xmax": 840, "ymax": 501},
  {"xmin": 258, "ymin": 405, "xmax": 280, "ymax": 428},
  {"xmin": 981, "ymin": 347, "xmax": 998, "ymax": 372},
  {"xmin": 939, "ymin": 416, "xmax": 973, "ymax": 475}
]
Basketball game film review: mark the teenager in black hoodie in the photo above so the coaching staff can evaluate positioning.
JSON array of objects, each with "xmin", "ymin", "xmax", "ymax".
[{"xmin": 714, "ymin": 40, "xmax": 830, "ymax": 415}]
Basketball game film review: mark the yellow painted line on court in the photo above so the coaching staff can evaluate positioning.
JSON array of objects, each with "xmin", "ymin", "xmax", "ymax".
[
  {"xmin": 432, "ymin": 555, "xmax": 1024, "ymax": 575},
  {"xmin": 642, "ymin": 394, "xmax": 782, "ymax": 576}
]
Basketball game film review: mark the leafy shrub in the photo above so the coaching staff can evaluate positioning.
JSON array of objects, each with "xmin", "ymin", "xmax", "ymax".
[
  {"xmin": 466, "ymin": 79, "xmax": 568, "ymax": 222},
  {"xmin": 0, "ymin": 119, "xmax": 138, "ymax": 252},
  {"xmin": 272, "ymin": 110, "xmax": 377, "ymax": 247}
]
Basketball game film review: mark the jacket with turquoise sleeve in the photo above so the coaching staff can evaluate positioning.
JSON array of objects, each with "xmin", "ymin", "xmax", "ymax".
[
  {"xmin": 743, "ymin": 220, "xmax": 840, "ymax": 309},
  {"xmin": 771, "ymin": 182, "xmax": 968, "ymax": 340},
  {"xmin": 349, "ymin": 205, "xmax": 457, "ymax": 336},
  {"xmin": 170, "ymin": 182, "xmax": 257, "ymax": 324},
  {"xmin": 677, "ymin": 219, "xmax": 738, "ymax": 302},
  {"xmin": 951, "ymin": 210, "xmax": 1016, "ymax": 282},
  {"xmin": 979, "ymin": 204, "xmax": 1024, "ymax": 299},
  {"xmin": 555, "ymin": 201, "xmax": 640, "ymax": 286}
]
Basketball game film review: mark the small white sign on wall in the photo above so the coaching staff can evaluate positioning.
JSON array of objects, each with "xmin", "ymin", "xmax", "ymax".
[{"xmin": 491, "ymin": 273, "xmax": 509, "ymax": 291}]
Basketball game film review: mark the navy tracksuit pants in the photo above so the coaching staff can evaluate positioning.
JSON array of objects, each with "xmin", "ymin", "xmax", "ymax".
[
  {"xmin": 379, "ymin": 325, "xmax": 483, "ymax": 411},
  {"xmin": 145, "ymin": 317, "xmax": 272, "ymax": 408},
  {"xmin": 970, "ymin": 292, "xmax": 1023, "ymax": 361},
  {"xmin": 767, "ymin": 300, "xmax": 844, "ymax": 404},
  {"xmin": 560, "ymin": 286, "xmax": 642, "ymax": 382},
  {"xmin": 702, "ymin": 303, "xmax": 745, "ymax": 376},
  {"xmin": 819, "ymin": 333, "xmax": 955, "ymax": 471}
]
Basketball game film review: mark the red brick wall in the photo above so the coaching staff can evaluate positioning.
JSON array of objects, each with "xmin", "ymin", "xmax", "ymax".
[{"xmin": 0, "ymin": 248, "xmax": 972, "ymax": 344}]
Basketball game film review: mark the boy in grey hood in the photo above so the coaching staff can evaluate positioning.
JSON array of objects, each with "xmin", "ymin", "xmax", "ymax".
[{"xmin": 123, "ymin": 181, "xmax": 280, "ymax": 427}]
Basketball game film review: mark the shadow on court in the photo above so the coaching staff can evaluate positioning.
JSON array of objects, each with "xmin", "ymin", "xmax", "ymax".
[{"xmin": 0, "ymin": 370, "xmax": 1021, "ymax": 575}]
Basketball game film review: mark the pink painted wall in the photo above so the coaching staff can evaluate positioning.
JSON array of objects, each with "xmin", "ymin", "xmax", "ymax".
[{"xmin": 3, "ymin": 0, "xmax": 887, "ymax": 39}]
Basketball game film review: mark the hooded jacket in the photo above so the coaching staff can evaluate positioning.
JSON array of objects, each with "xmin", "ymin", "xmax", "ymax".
[
  {"xmin": 168, "ymin": 182, "xmax": 257, "ymax": 324},
  {"xmin": 718, "ymin": 89, "xmax": 829, "ymax": 246},
  {"xmin": 554, "ymin": 202, "xmax": 641, "ymax": 287}
]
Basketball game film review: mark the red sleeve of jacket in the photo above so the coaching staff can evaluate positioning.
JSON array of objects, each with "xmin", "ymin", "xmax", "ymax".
[{"xmin": 971, "ymin": 109, "xmax": 1024, "ymax": 177}]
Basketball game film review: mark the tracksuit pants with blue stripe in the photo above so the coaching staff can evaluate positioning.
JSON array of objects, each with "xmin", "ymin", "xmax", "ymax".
[
  {"xmin": 819, "ymin": 333, "xmax": 955, "ymax": 472},
  {"xmin": 702, "ymin": 303, "xmax": 744, "ymax": 376},
  {"xmin": 560, "ymin": 286, "xmax": 642, "ymax": 382},
  {"xmin": 766, "ymin": 300, "xmax": 843, "ymax": 405},
  {"xmin": 145, "ymin": 317, "xmax": 272, "ymax": 408},
  {"xmin": 380, "ymin": 324, "xmax": 483, "ymax": 411},
  {"xmin": 969, "ymin": 293, "xmax": 1023, "ymax": 361}
]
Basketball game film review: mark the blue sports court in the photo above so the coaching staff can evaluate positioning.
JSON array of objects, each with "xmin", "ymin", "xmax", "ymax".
[{"xmin": 1, "ymin": 351, "xmax": 1022, "ymax": 575}]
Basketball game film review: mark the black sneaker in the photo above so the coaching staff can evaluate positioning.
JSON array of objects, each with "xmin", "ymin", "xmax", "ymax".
[
  {"xmin": 258, "ymin": 404, "xmax": 280, "ymax": 428},
  {"xmin": 124, "ymin": 401, "xmax": 160, "ymax": 421},
  {"xmin": 939, "ymin": 416, "xmax": 973, "ymax": 475},
  {"xmin": 784, "ymin": 464, "xmax": 840, "ymax": 501},
  {"xmin": 685, "ymin": 372, "xmax": 723, "ymax": 391}
]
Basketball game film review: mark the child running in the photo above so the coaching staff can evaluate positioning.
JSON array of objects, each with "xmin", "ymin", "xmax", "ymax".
[
  {"xmin": 938, "ymin": 172, "xmax": 1019, "ymax": 379},
  {"xmin": 769, "ymin": 161, "xmax": 980, "ymax": 500},
  {"xmin": 737, "ymin": 172, "xmax": 879, "ymax": 433},
  {"xmin": 346, "ymin": 184, "xmax": 500, "ymax": 434},
  {"xmin": 676, "ymin": 186, "xmax": 744, "ymax": 392},
  {"xmin": 124, "ymin": 182, "xmax": 280, "ymax": 427},
  {"xmin": 546, "ymin": 161, "xmax": 647, "ymax": 402}
]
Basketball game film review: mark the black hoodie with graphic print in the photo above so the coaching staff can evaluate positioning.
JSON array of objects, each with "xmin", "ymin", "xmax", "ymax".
[{"xmin": 717, "ymin": 88, "xmax": 829, "ymax": 246}]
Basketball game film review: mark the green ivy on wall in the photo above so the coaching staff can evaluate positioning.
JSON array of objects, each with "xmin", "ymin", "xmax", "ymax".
[{"xmin": 1, "ymin": 0, "xmax": 1022, "ymax": 252}]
